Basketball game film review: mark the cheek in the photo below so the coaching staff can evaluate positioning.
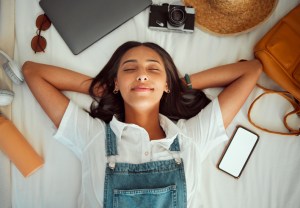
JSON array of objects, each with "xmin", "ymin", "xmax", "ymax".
[{"xmin": 116, "ymin": 78, "xmax": 131, "ymax": 93}]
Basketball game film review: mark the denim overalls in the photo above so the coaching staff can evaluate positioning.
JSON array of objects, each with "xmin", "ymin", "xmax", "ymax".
[{"xmin": 103, "ymin": 125, "xmax": 187, "ymax": 208}]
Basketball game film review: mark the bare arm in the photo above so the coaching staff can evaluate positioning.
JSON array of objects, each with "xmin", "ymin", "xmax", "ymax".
[
  {"xmin": 188, "ymin": 59, "xmax": 262, "ymax": 128},
  {"xmin": 22, "ymin": 61, "xmax": 94, "ymax": 128}
]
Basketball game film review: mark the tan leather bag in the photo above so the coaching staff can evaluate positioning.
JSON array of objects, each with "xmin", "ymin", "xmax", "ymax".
[{"xmin": 249, "ymin": 4, "xmax": 300, "ymax": 136}]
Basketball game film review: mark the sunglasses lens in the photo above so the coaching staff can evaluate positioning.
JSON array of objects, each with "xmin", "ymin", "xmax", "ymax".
[
  {"xmin": 31, "ymin": 35, "xmax": 47, "ymax": 52},
  {"xmin": 36, "ymin": 14, "xmax": 51, "ymax": 31}
]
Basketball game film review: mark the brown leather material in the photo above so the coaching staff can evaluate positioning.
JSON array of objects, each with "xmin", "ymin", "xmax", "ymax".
[
  {"xmin": 248, "ymin": 85, "xmax": 300, "ymax": 136},
  {"xmin": 250, "ymin": 4, "xmax": 300, "ymax": 136},
  {"xmin": 254, "ymin": 4, "xmax": 300, "ymax": 101}
]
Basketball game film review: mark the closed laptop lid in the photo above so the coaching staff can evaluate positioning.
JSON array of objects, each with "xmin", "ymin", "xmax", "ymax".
[{"xmin": 39, "ymin": 0, "xmax": 151, "ymax": 55}]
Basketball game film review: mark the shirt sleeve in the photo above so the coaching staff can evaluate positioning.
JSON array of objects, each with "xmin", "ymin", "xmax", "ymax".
[
  {"xmin": 53, "ymin": 101, "xmax": 106, "ymax": 160},
  {"xmin": 177, "ymin": 98, "xmax": 229, "ymax": 160}
]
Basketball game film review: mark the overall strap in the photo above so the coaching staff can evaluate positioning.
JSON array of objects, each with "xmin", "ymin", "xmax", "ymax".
[
  {"xmin": 105, "ymin": 124, "xmax": 118, "ymax": 156},
  {"xmin": 169, "ymin": 136, "xmax": 180, "ymax": 151},
  {"xmin": 169, "ymin": 136, "xmax": 182, "ymax": 164}
]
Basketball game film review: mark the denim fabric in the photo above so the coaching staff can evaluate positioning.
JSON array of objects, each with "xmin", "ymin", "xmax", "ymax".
[
  {"xmin": 103, "ymin": 125, "xmax": 187, "ymax": 208},
  {"xmin": 105, "ymin": 124, "xmax": 118, "ymax": 156}
]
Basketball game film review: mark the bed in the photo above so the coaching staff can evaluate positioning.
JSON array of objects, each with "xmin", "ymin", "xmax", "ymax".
[{"xmin": 2, "ymin": 0, "xmax": 300, "ymax": 207}]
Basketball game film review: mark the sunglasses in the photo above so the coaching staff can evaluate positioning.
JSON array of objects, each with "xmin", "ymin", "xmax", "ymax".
[{"xmin": 31, "ymin": 14, "xmax": 52, "ymax": 53}]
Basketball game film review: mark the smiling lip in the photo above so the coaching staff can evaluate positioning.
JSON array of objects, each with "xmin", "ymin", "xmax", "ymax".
[{"xmin": 131, "ymin": 86, "xmax": 154, "ymax": 92}]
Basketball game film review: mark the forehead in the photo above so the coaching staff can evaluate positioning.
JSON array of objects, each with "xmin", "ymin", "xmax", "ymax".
[{"xmin": 120, "ymin": 46, "xmax": 163, "ymax": 64}]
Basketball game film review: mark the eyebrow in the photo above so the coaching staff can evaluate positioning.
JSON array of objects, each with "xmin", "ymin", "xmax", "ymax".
[{"xmin": 121, "ymin": 59, "xmax": 161, "ymax": 66}]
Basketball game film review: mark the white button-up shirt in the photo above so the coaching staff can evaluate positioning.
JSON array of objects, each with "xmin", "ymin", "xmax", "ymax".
[{"xmin": 54, "ymin": 98, "xmax": 228, "ymax": 208}]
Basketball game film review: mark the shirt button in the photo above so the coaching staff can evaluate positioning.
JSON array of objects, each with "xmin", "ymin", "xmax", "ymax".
[{"xmin": 144, "ymin": 151, "xmax": 149, "ymax": 156}]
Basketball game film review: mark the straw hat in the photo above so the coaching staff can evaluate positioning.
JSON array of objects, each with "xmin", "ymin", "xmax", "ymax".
[{"xmin": 183, "ymin": 0, "xmax": 278, "ymax": 36}]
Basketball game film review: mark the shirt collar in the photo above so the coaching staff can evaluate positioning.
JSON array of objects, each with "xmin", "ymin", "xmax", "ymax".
[{"xmin": 109, "ymin": 114, "xmax": 182, "ymax": 141}]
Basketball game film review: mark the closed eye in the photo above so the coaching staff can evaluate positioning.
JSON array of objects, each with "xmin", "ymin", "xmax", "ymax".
[
  {"xmin": 147, "ymin": 63, "xmax": 161, "ymax": 72},
  {"xmin": 123, "ymin": 68, "xmax": 136, "ymax": 71}
]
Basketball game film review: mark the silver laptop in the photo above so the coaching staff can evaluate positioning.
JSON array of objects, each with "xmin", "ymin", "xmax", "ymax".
[{"xmin": 39, "ymin": 0, "xmax": 152, "ymax": 55}]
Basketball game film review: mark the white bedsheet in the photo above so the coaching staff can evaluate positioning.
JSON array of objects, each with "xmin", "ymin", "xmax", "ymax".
[{"xmin": 9, "ymin": 0, "xmax": 300, "ymax": 207}]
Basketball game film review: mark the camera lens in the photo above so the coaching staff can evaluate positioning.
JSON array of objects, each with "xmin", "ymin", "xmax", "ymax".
[{"xmin": 168, "ymin": 6, "xmax": 186, "ymax": 27}]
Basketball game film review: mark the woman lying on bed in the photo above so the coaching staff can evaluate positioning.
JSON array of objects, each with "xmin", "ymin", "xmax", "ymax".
[{"xmin": 22, "ymin": 41, "xmax": 262, "ymax": 208}]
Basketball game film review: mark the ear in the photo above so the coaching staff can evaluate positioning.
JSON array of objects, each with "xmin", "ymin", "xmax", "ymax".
[
  {"xmin": 114, "ymin": 79, "xmax": 119, "ymax": 90},
  {"xmin": 164, "ymin": 83, "xmax": 170, "ymax": 93}
]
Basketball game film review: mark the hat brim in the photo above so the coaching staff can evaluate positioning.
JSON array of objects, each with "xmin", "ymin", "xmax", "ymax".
[{"xmin": 183, "ymin": 0, "xmax": 278, "ymax": 36}]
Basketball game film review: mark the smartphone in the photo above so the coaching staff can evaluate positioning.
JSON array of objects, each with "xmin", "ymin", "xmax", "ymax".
[{"xmin": 217, "ymin": 126, "xmax": 259, "ymax": 178}]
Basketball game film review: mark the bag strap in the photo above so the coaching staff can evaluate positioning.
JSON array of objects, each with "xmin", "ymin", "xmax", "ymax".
[{"xmin": 248, "ymin": 84, "xmax": 300, "ymax": 136}]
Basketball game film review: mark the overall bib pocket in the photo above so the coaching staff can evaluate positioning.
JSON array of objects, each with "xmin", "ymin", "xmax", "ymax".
[
  {"xmin": 104, "ymin": 125, "xmax": 187, "ymax": 208},
  {"xmin": 113, "ymin": 185, "xmax": 177, "ymax": 208}
]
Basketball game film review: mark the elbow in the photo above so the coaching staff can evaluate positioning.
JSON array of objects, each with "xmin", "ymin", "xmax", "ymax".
[
  {"xmin": 22, "ymin": 61, "xmax": 38, "ymax": 80},
  {"xmin": 245, "ymin": 59, "xmax": 263, "ymax": 81},
  {"xmin": 252, "ymin": 59, "xmax": 263, "ymax": 76}
]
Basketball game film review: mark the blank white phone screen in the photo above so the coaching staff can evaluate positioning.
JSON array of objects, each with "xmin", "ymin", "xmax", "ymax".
[{"xmin": 218, "ymin": 127, "xmax": 258, "ymax": 178}]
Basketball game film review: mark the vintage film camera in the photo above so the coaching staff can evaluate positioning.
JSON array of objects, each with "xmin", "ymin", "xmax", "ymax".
[{"xmin": 148, "ymin": 3, "xmax": 195, "ymax": 33}]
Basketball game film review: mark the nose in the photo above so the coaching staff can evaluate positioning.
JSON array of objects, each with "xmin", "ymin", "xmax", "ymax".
[{"xmin": 136, "ymin": 75, "xmax": 149, "ymax": 81}]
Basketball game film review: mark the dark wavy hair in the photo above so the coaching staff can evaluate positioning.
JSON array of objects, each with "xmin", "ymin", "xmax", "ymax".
[{"xmin": 88, "ymin": 41, "xmax": 210, "ymax": 123}]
